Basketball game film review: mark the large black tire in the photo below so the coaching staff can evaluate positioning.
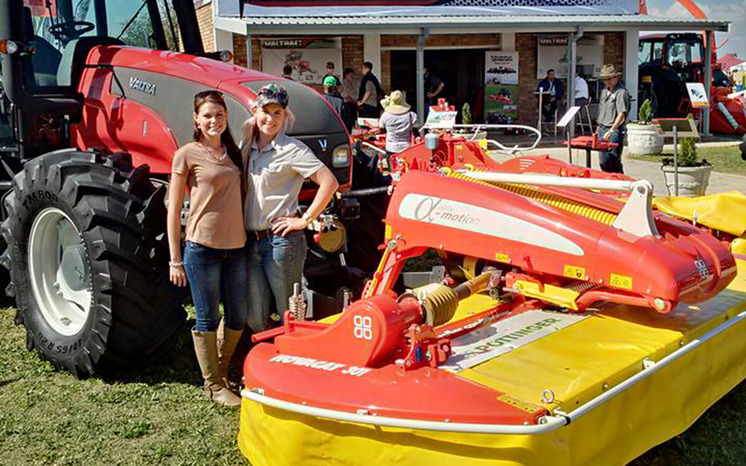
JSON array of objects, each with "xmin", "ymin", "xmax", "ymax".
[{"xmin": 1, "ymin": 149, "xmax": 186, "ymax": 378}]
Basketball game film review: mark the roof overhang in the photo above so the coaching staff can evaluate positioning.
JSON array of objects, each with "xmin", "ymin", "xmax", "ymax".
[{"xmin": 216, "ymin": 13, "xmax": 729, "ymax": 35}]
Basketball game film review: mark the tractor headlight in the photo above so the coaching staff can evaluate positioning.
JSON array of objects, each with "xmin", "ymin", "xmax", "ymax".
[{"xmin": 332, "ymin": 144, "xmax": 350, "ymax": 168}]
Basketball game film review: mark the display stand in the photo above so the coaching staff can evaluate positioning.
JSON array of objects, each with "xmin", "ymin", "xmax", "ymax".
[
  {"xmin": 654, "ymin": 118, "xmax": 699, "ymax": 196},
  {"xmin": 556, "ymin": 106, "xmax": 581, "ymax": 163}
]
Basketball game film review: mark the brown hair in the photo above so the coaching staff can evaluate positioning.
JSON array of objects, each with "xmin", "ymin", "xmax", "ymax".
[{"xmin": 193, "ymin": 90, "xmax": 243, "ymax": 171}]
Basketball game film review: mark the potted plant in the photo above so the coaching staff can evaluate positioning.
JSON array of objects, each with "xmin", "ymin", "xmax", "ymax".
[
  {"xmin": 627, "ymin": 99, "xmax": 664, "ymax": 155},
  {"xmin": 661, "ymin": 136, "xmax": 713, "ymax": 196}
]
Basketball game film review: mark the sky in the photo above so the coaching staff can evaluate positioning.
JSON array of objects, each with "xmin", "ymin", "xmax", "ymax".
[{"xmin": 647, "ymin": 0, "xmax": 746, "ymax": 57}]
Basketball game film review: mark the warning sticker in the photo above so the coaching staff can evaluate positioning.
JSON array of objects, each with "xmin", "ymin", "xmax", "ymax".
[
  {"xmin": 563, "ymin": 265, "xmax": 586, "ymax": 279},
  {"xmin": 610, "ymin": 273, "xmax": 633, "ymax": 290},
  {"xmin": 441, "ymin": 310, "xmax": 589, "ymax": 373}
]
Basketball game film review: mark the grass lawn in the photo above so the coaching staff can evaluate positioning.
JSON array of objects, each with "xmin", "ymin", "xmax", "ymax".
[
  {"xmin": 628, "ymin": 144, "xmax": 746, "ymax": 176},
  {"xmin": 4, "ymin": 298, "xmax": 746, "ymax": 465},
  {"xmin": 0, "ymin": 303, "xmax": 244, "ymax": 466}
]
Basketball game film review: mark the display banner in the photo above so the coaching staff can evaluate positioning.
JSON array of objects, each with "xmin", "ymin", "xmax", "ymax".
[
  {"xmin": 261, "ymin": 38, "xmax": 341, "ymax": 85},
  {"xmin": 537, "ymin": 34, "xmax": 604, "ymax": 79},
  {"xmin": 485, "ymin": 51, "xmax": 519, "ymax": 124}
]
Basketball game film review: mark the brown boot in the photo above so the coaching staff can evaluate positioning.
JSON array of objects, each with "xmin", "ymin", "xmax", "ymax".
[
  {"xmin": 192, "ymin": 329, "xmax": 241, "ymax": 408},
  {"xmin": 217, "ymin": 319, "xmax": 244, "ymax": 393}
]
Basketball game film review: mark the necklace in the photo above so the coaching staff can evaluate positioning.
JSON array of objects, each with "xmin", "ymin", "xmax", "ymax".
[{"xmin": 198, "ymin": 142, "xmax": 227, "ymax": 163}]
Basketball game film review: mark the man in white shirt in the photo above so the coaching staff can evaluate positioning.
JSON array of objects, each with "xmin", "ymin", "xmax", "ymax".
[{"xmin": 574, "ymin": 72, "xmax": 589, "ymax": 106}]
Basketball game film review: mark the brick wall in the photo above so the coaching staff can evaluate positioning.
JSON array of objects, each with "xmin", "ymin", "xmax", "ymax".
[
  {"xmin": 342, "ymin": 36, "xmax": 364, "ymax": 72},
  {"xmin": 604, "ymin": 32, "xmax": 625, "ymax": 74},
  {"xmin": 196, "ymin": 3, "xmax": 214, "ymax": 53},
  {"xmin": 232, "ymin": 34, "xmax": 261, "ymax": 69},
  {"xmin": 516, "ymin": 33, "xmax": 539, "ymax": 126}
]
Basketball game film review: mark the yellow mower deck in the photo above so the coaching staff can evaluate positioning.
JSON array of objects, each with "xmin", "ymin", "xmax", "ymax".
[{"xmin": 240, "ymin": 270, "xmax": 746, "ymax": 465}]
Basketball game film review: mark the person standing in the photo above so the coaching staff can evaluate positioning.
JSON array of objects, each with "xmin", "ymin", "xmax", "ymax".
[
  {"xmin": 358, "ymin": 61, "xmax": 382, "ymax": 118},
  {"xmin": 574, "ymin": 70, "xmax": 589, "ymax": 106},
  {"xmin": 379, "ymin": 90, "xmax": 419, "ymax": 154},
  {"xmin": 340, "ymin": 67, "xmax": 359, "ymax": 132},
  {"xmin": 424, "ymin": 66, "xmax": 445, "ymax": 106},
  {"xmin": 322, "ymin": 61, "xmax": 341, "ymax": 87},
  {"xmin": 322, "ymin": 75, "xmax": 344, "ymax": 116},
  {"xmin": 596, "ymin": 64, "xmax": 630, "ymax": 173},
  {"xmin": 282, "ymin": 64, "xmax": 294, "ymax": 80},
  {"xmin": 167, "ymin": 91, "xmax": 247, "ymax": 408},
  {"xmin": 241, "ymin": 84, "xmax": 339, "ymax": 332},
  {"xmin": 537, "ymin": 69, "xmax": 564, "ymax": 122}
]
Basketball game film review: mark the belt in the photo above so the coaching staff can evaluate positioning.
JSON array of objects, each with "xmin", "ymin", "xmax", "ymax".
[{"xmin": 248, "ymin": 229, "xmax": 273, "ymax": 241}]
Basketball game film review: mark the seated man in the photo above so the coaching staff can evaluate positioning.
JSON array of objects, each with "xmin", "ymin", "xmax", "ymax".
[{"xmin": 537, "ymin": 69, "xmax": 564, "ymax": 122}]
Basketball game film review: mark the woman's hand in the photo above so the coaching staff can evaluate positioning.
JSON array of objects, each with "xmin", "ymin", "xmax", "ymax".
[
  {"xmin": 170, "ymin": 264, "xmax": 187, "ymax": 287},
  {"xmin": 271, "ymin": 216, "xmax": 307, "ymax": 237}
]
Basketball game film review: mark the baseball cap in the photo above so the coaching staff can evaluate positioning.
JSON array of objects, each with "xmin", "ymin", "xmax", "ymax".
[
  {"xmin": 255, "ymin": 83, "xmax": 289, "ymax": 109},
  {"xmin": 323, "ymin": 76, "xmax": 338, "ymax": 87}
]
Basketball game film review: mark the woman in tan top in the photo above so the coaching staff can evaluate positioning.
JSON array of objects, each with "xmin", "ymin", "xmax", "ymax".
[{"xmin": 167, "ymin": 90, "xmax": 246, "ymax": 408}]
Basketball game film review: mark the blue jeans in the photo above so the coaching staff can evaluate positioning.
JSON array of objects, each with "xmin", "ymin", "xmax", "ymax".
[
  {"xmin": 596, "ymin": 126, "xmax": 625, "ymax": 174},
  {"xmin": 183, "ymin": 241, "xmax": 249, "ymax": 332},
  {"xmin": 246, "ymin": 231, "xmax": 307, "ymax": 332}
]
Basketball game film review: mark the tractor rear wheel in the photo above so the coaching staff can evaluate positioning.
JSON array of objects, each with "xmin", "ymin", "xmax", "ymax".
[{"xmin": 1, "ymin": 149, "xmax": 186, "ymax": 378}]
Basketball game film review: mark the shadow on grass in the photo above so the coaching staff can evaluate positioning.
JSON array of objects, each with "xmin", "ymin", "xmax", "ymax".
[{"xmin": 99, "ymin": 320, "xmax": 202, "ymax": 387}]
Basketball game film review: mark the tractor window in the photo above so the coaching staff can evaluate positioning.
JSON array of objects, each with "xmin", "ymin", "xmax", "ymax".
[
  {"xmin": 639, "ymin": 41, "xmax": 664, "ymax": 65},
  {"xmin": 668, "ymin": 40, "xmax": 703, "ymax": 66},
  {"xmin": 107, "ymin": 0, "xmax": 180, "ymax": 51},
  {"xmin": 638, "ymin": 42, "xmax": 652, "ymax": 64}
]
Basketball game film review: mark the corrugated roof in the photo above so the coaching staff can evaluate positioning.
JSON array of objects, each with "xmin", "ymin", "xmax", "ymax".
[{"xmin": 237, "ymin": 14, "xmax": 728, "ymax": 32}]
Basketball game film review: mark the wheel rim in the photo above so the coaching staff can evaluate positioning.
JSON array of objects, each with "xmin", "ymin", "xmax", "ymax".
[{"xmin": 28, "ymin": 207, "xmax": 92, "ymax": 336}]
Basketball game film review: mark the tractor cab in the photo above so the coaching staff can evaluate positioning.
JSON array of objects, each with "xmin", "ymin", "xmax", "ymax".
[
  {"xmin": 638, "ymin": 32, "xmax": 730, "ymax": 118},
  {"xmin": 0, "ymin": 0, "xmax": 202, "ymax": 159}
]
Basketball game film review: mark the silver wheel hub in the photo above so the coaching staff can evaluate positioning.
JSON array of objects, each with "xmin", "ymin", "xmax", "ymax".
[{"xmin": 28, "ymin": 207, "xmax": 92, "ymax": 336}]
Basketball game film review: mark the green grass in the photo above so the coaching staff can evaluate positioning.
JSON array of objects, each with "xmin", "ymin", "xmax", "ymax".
[
  {"xmin": 4, "ymin": 298, "xmax": 746, "ymax": 465},
  {"xmin": 629, "ymin": 144, "xmax": 746, "ymax": 176},
  {"xmin": 0, "ymin": 303, "xmax": 245, "ymax": 466}
]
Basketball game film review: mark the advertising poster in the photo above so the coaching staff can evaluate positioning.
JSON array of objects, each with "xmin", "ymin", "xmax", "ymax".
[
  {"xmin": 484, "ymin": 84, "xmax": 518, "ymax": 124},
  {"xmin": 261, "ymin": 38, "xmax": 342, "ymax": 85},
  {"xmin": 536, "ymin": 35, "xmax": 604, "ymax": 79},
  {"xmin": 484, "ymin": 51, "xmax": 519, "ymax": 124}
]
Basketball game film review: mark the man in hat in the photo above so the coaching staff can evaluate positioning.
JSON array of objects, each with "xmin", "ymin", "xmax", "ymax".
[
  {"xmin": 379, "ymin": 90, "xmax": 419, "ymax": 154},
  {"xmin": 322, "ymin": 75, "xmax": 344, "ymax": 116},
  {"xmin": 322, "ymin": 61, "xmax": 341, "ymax": 87},
  {"xmin": 596, "ymin": 64, "xmax": 630, "ymax": 173}
]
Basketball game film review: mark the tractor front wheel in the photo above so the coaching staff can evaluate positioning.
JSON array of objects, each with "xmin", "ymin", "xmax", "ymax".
[{"xmin": 1, "ymin": 149, "xmax": 185, "ymax": 378}]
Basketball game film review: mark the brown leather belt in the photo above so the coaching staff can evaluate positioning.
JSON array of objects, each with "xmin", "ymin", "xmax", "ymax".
[{"xmin": 248, "ymin": 229, "xmax": 273, "ymax": 241}]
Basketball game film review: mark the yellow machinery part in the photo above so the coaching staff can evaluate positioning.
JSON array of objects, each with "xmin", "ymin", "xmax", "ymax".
[
  {"xmin": 730, "ymin": 237, "xmax": 746, "ymax": 293},
  {"xmin": 448, "ymin": 172, "xmax": 617, "ymax": 226},
  {"xmin": 239, "ymin": 289, "xmax": 746, "ymax": 466},
  {"xmin": 512, "ymin": 280, "xmax": 581, "ymax": 311},
  {"xmin": 654, "ymin": 191, "xmax": 746, "ymax": 237}
]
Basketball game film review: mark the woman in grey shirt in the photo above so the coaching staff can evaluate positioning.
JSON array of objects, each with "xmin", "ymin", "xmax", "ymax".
[
  {"xmin": 379, "ymin": 90, "xmax": 418, "ymax": 154},
  {"xmin": 241, "ymin": 84, "xmax": 339, "ymax": 331}
]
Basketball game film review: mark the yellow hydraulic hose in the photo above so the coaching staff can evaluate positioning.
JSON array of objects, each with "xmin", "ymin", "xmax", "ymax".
[{"xmin": 447, "ymin": 171, "xmax": 618, "ymax": 226}]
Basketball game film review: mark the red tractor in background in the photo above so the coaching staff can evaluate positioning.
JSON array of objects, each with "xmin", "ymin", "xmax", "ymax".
[
  {"xmin": 0, "ymin": 0, "xmax": 378, "ymax": 378},
  {"xmin": 638, "ymin": 0, "xmax": 746, "ymax": 134}
]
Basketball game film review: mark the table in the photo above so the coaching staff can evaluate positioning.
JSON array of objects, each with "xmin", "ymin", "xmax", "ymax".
[{"xmin": 563, "ymin": 134, "xmax": 619, "ymax": 168}]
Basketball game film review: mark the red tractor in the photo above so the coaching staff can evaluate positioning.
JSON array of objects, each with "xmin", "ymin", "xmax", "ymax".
[{"xmin": 0, "ymin": 0, "xmax": 363, "ymax": 377}]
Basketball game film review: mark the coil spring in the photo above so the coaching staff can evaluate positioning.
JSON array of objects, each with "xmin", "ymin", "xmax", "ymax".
[
  {"xmin": 288, "ymin": 295, "xmax": 307, "ymax": 321},
  {"xmin": 412, "ymin": 283, "xmax": 459, "ymax": 326},
  {"xmin": 448, "ymin": 172, "xmax": 618, "ymax": 226}
]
